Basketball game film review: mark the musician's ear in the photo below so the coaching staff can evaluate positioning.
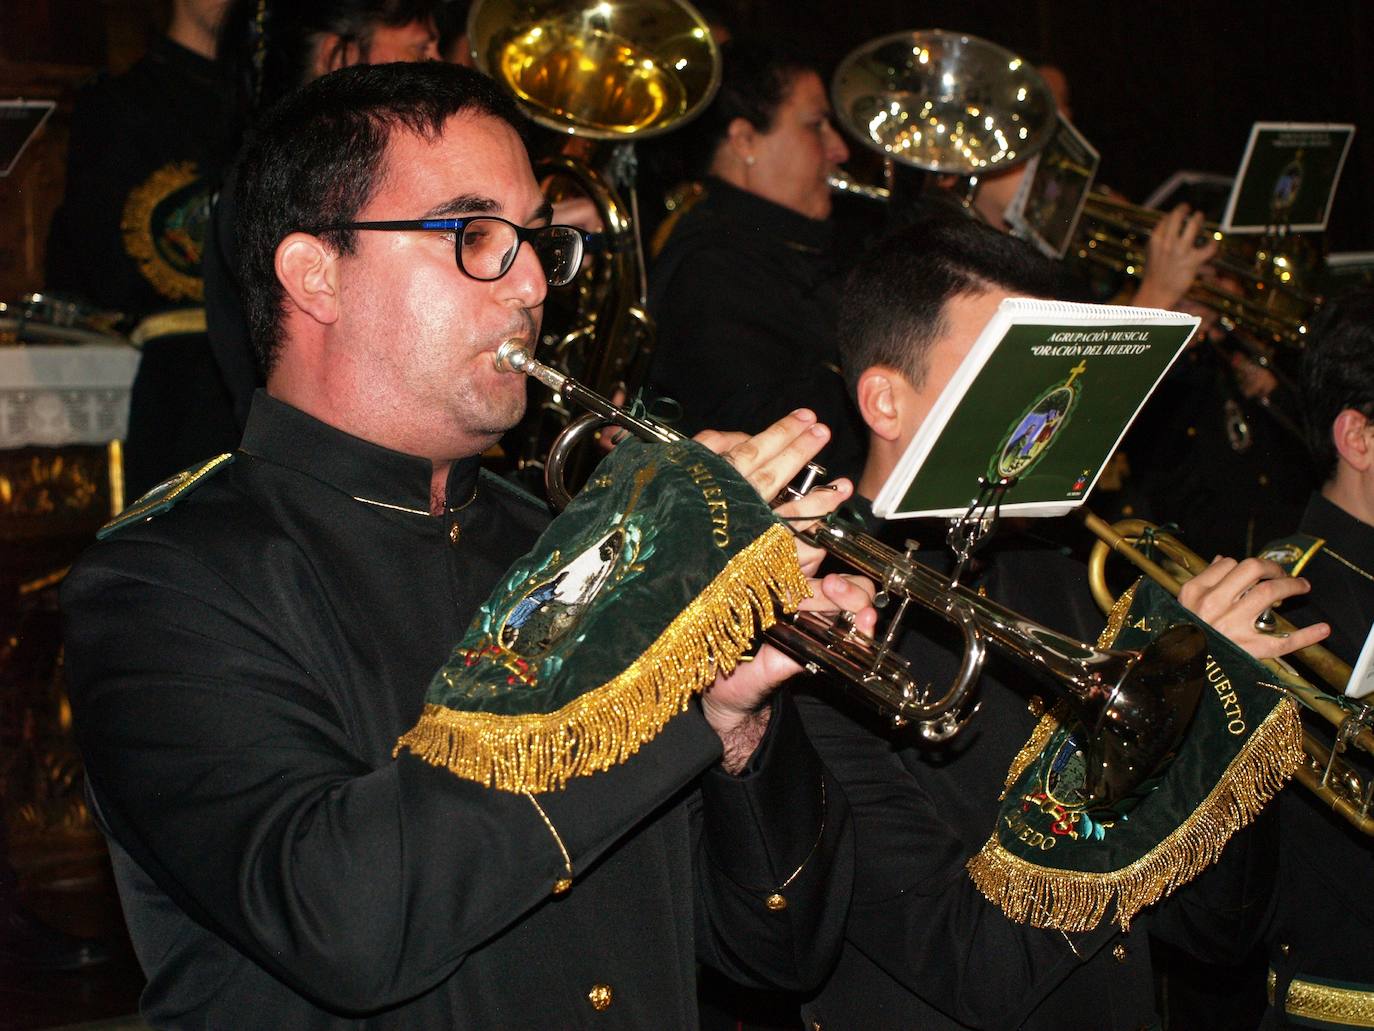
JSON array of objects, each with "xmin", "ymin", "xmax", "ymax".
[
  {"xmin": 856, "ymin": 366, "xmax": 907, "ymax": 441},
  {"xmin": 1332, "ymin": 408, "xmax": 1374, "ymax": 472},
  {"xmin": 725, "ymin": 117, "xmax": 757, "ymax": 160},
  {"xmin": 275, "ymin": 233, "xmax": 340, "ymax": 328}
]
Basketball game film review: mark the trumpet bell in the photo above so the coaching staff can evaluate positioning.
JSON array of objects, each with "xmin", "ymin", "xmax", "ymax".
[
  {"xmin": 1082, "ymin": 622, "xmax": 1207, "ymax": 806},
  {"xmin": 831, "ymin": 29, "xmax": 1057, "ymax": 175},
  {"xmin": 469, "ymin": 0, "xmax": 721, "ymax": 139}
]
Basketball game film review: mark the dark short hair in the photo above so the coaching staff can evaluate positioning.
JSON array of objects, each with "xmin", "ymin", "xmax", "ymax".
[
  {"xmin": 1301, "ymin": 286, "xmax": 1374, "ymax": 481},
  {"xmin": 234, "ymin": 61, "xmax": 524, "ymax": 375},
  {"xmin": 219, "ymin": 0, "xmax": 442, "ymax": 126},
  {"xmin": 837, "ymin": 212, "xmax": 1061, "ymax": 397}
]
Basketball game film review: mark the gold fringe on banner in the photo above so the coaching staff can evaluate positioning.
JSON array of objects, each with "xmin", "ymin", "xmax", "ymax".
[
  {"xmin": 967, "ymin": 695, "xmax": 1304, "ymax": 932},
  {"xmin": 395, "ymin": 522, "xmax": 810, "ymax": 794}
]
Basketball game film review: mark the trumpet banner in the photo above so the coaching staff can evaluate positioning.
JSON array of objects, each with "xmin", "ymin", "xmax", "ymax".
[
  {"xmin": 968, "ymin": 578, "xmax": 1303, "ymax": 932},
  {"xmin": 395, "ymin": 438, "xmax": 809, "ymax": 794}
]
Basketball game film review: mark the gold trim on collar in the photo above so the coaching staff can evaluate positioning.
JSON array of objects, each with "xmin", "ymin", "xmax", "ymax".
[
  {"xmin": 352, "ymin": 496, "xmax": 430, "ymax": 517},
  {"xmin": 1289, "ymin": 536, "xmax": 1328, "ymax": 578}
]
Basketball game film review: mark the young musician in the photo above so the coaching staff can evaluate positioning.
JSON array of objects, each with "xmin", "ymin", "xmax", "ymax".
[
  {"xmin": 796, "ymin": 213, "xmax": 1323, "ymax": 1030},
  {"xmin": 1257, "ymin": 286, "xmax": 1374, "ymax": 1029}
]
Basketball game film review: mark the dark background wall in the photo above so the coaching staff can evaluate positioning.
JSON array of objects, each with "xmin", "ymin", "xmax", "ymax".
[
  {"xmin": 725, "ymin": 0, "xmax": 1373, "ymax": 252},
  {"xmin": 0, "ymin": 0, "xmax": 1369, "ymax": 304}
]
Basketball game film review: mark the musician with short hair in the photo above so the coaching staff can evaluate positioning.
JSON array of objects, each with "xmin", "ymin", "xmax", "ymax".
[
  {"xmin": 59, "ymin": 62, "xmax": 868, "ymax": 1028},
  {"xmin": 1256, "ymin": 286, "xmax": 1374, "ymax": 1029},
  {"xmin": 796, "ymin": 213, "xmax": 1321, "ymax": 1030}
]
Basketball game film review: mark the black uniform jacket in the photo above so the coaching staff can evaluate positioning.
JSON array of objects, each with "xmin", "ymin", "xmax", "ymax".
[
  {"xmin": 646, "ymin": 177, "xmax": 866, "ymax": 483},
  {"xmin": 796, "ymin": 510, "xmax": 1275, "ymax": 1030},
  {"xmin": 1262, "ymin": 492, "xmax": 1374, "ymax": 1027},
  {"xmin": 61, "ymin": 393, "xmax": 852, "ymax": 1029}
]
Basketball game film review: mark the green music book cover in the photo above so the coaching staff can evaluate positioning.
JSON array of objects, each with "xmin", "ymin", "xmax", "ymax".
[
  {"xmin": 1221, "ymin": 122, "xmax": 1355, "ymax": 234},
  {"xmin": 873, "ymin": 299, "xmax": 1199, "ymax": 520}
]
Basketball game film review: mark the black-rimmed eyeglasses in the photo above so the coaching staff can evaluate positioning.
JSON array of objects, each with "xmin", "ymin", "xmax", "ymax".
[{"xmin": 316, "ymin": 216, "xmax": 591, "ymax": 287}]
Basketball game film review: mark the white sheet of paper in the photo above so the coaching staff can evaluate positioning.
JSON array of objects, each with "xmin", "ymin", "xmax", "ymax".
[{"xmin": 1345, "ymin": 621, "xmax": 1374, "ymax": 698}]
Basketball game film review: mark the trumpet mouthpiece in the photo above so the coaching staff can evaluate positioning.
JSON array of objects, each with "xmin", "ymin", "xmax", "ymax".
[{"xmin": 493, "ymin": 339, "xmax": 530, "ymax": 374}]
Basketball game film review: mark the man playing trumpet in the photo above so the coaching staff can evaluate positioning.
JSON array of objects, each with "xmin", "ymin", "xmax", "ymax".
[{"xmin": 59, "ymin": 62, "xmax": 873, "ymax": 1028}]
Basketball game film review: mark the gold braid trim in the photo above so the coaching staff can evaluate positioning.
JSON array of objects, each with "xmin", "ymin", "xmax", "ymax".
[
  {"xmin": 395, "ymin": 522, "xmax": 810, "ymax": 793},
  {"xmin": 130, "ymin": 307, "xmax": 207, "ymax": 346},
  {"xmin": 967, "ymin": 695, "xmax": 1304, "ymax": 932},
  {"xmin": 998, "ymin": 582, "xmax": 1141, "ymax": 799},
  {"xmin": 1276, "ymin": 970, "xmax": 1374, "ymax": 1027}
]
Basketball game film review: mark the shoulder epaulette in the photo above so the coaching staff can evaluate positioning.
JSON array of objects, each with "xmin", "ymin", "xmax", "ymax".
[
  {"xmin": 98, "ymin": 453, "xmax": 235, "ymax": 539},
  {"xmin": 478, "ymin": 467, "xmax": 550, "ymax": 513},
  {"xmin": 1256, "ymin": 532, "xmax": 1326, "ymax": 577}
]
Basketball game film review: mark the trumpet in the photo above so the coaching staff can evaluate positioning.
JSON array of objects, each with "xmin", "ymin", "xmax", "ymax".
[
  {"xmin": 494, "ymin": 340, "xmax": 1210, "ymax": 805},
  {"xmin": 1084, "ymin": 513, "xmax": 1374, "ymax": 834}
]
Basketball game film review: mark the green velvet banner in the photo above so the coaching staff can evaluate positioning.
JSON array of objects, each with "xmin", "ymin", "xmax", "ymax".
[
  {"xmin": 395, "ymin": 438, "xmax": 809, "ymax": 793},
  {"xmin": 969, "ymin": 578, "xmax": 1303, "ymax": 931}
]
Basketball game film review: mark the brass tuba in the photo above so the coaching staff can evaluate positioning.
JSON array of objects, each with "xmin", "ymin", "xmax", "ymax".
[
  {"xmin": 827, "ymin": 30, "xmax": 1058, "ymax": 205},
  {"xmin": 467, "ymin": 0, "xmax": 721, "ymax": 489},
  {"xmin": 1084, "ymin": 513, "xmax": 1374, "ymax": 834}
]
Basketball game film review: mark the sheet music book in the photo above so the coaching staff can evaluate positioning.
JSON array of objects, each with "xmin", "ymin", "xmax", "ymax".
[
  {"xmin": 0, "ymin": 100, "xmax": 55, "ymax": 177},
  {"xmin": 1006, "ymin": 114, "xmax": 1100, "ymax": 259},
  {"xmin": 873, "ymin": 298, "xmax": 1199, "ymax": 520},
  {"xmin": 1346, "ymin": 623, "xmax": 1374, "ymax": 699},
  {"xmin": 1221, "ymin": 122, "xmax": 1356, "ymax": 234}
]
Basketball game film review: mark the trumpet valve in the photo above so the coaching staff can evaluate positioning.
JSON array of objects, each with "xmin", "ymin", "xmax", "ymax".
[{"xmin": 774, "ymin": 461, "xmax": 828, "ymax": 506}]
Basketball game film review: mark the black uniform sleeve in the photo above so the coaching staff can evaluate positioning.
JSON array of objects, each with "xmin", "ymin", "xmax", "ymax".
[
  {"xmin": 691, "ymin": 692, "xmax": 854, "ymax": 991},
  {"xmin": 45, "ymin": 80, "xmax": 150, "ymax": 313},
  {"xmin": 1148, "ymin": 809, "xmax": 1278, "ymax": 962},
  {"xmin": 793, "ymin": 688, "xmax": 1116, "ymax": 1027},
  {"xmin": 63, "ymin": 538, "xmax": 730, "ymax": 1012}
]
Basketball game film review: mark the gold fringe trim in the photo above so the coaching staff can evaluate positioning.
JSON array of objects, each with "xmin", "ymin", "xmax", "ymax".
[
  {"xmin": 395, "ymin": 522, "xmax": 810, "ymax": 793},
  {"xmin": 967, "ymin": 695, "xmax": 1304, "ymax": 932},
  {"xmin": 1096, "ymin": 580, "xmax": 1139, "ymax": 649}
]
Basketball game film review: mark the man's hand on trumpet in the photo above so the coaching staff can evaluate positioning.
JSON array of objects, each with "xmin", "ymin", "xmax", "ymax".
[
  {"xmin": 1178, "ymin": 555, "xmax": 1331, "ymax": 660},
  {"xmin": 1133, "ymin": 204, "xmax": 1220, "ymax": 312},
  {"xmin": 695, "ymin": 409, "xmax": 878, "ymax": 772}
]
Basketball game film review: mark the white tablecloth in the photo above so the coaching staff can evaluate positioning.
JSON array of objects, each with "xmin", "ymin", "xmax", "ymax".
[{"xmin": 0, "ymin": 344, "xmax": 140, "ymax": 448}]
